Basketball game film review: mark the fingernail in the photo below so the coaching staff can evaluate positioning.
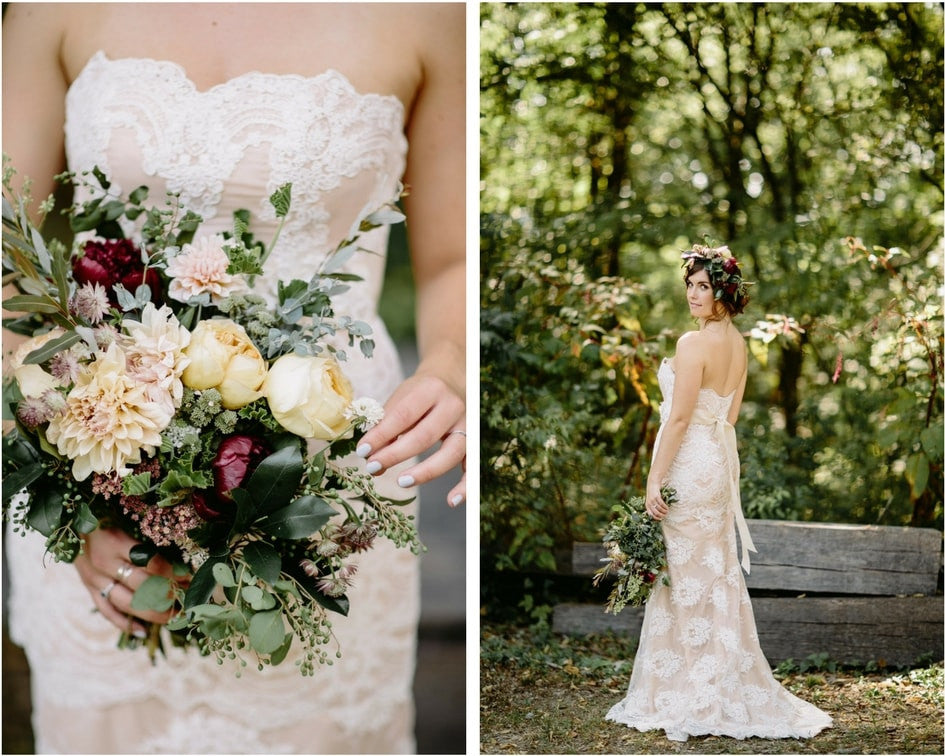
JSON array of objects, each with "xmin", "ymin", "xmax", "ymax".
[
  {"xmin": 397, "ymin": 475, "xmax": 415, "ymax": 488},
  {"xmin": 365, "ymin": 460, "xmax": 382, "ymax": 474},
  {"xmin": 132, "ymin": 627, "xmax": 148, "ymax": 639},
  {"xmin": 450, "ymin": 494, "xmax": 464, "ymax": 508},
  {"xmin": 356, "ymin": 443, "xmax": 372, "ymax": 458}
]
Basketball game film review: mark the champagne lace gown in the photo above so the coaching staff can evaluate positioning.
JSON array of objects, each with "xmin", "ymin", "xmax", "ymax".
[
  {"xmin": 5, "ymin": 51, "xmax": 420, "ymax": 754},
  {"xmin": 606, "ymin": 358, "xmax": 832, "ymax": 742}
]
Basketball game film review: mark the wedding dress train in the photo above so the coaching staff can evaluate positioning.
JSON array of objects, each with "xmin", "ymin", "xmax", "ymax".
[
  {"xmin": 606, "ymin": 358, "xmax": 832, "ymax": 742},
  {"xmin": 6, "ymin": 51, "xmax": 419, "ymax": 754}
]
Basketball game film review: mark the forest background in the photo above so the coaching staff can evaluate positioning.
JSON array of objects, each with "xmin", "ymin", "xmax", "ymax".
[{"xmin": 479, "ymin": 2, "xmax": 944, "ymax": 612}]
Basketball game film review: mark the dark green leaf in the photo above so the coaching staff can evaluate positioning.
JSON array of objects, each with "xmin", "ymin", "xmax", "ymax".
[
  {"xmin": 129, "ymin": 543, "xmax": 159, "ymax": 567},
  {"xmin": 257, "ymin": 495, "xmax": 335, "ymax": 539},
  {"xmin": 2, "ymin": 294, "xmax": 62, "ymax": 314},
  {"xmin": 73, "ymin": 501, "xmax": 99, "ymax": 534},
  {"xmin": 23, "ymin": 331, "xmax": 81, "ymax": 364},
  {"xmin": 269, "ymin": 632, "xmax": 293, "ymax": 666},
  {"xmin": 244, "ymin": 444, "xmax": 304, "ymax": 516},
  {"xmin": 1, "ymin": 462, "xmax": 45, "ymax": 505},
  {"xmin": 242, "ymin": 541, "xmax": 282, "ymax": 584},
  {"xmin": 26, "ymin": 487, "xmax": 64, "ymax": 537},
  {"xmin": 184, "ymin": 556, "xmax": 223, "ymax": 609}
]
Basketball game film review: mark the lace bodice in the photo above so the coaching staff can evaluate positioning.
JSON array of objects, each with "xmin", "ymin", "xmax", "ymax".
[
  {"xmin": 7, "ymin": 52, "xmax": 419, "ymax": 754},
  {"xmin": 65, "ymin": 50, "xmax": 408, "ymax": 395},
  {"xmin": 657, "ymin": 358, "xmax": 734, "ymax": 424}
]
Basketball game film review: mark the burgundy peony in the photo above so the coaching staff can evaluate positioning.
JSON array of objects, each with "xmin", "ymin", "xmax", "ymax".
[
  {"xmin": 722, "ymin": 256, "xmax": 739, "ymax": 274},
  {"xmin": 212, "ymin": 435, "xmax": 270, "ymax": 501},
  {"xmin": 73, "ymin": 239, "xmax": 162, "ymax": 304}
]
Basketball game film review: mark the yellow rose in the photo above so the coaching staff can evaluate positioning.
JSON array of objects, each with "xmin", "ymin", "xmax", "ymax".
[
  {"xmin": 263, "ymin": 353, "xmax": 354, "ymax": 439},
  {"xmin": 10, "ymin": 330, "xmax": 64, "ymax": 397},
  {"xmin": 181, "ymin": 319, "xmax": 267, "ymax": 409}
]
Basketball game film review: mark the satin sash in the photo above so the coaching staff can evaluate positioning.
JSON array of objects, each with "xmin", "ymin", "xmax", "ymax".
[{"xmin": 653, "ymin": 409, "xmax": 757, "ymax": 573}]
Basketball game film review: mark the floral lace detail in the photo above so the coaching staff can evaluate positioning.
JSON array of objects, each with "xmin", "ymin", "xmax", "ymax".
[
  {"xmin": 8, "ymin": 52, "xmax": 418, "ymax": 755},
  {"xmin": 606, "ymin": 357, "xmax": 832, "ymax": 742}
]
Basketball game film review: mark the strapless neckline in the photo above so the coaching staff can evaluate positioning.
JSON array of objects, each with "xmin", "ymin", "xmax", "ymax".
[
  {"xmin": 70, "ymin": 50, "xmax": 406, "ymax": 113},
  {"xmin": 661, "ymin": 357, "xmax": 736, "ymax": 399}
]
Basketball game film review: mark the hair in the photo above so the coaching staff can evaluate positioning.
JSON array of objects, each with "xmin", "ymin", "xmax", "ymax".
[{"xmin": 682, "ymin": 254, "xmax": 751, "ymax": 318}]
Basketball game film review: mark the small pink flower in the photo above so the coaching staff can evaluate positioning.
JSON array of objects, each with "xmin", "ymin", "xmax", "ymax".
[
  {"xmin": 166, "ymin": 235, "xmax": 247, "ymax": 304},
  {"xmin": 70, "ymin": 282, "xmax": 111, "ymax": 323}
]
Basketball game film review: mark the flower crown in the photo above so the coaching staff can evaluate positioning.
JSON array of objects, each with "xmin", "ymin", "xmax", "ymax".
[{"xmin": 681, "ymin": 244, "xmax": 752, "ymax": 310}]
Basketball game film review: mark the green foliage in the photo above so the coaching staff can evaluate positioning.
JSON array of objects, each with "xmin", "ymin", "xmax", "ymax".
[{"xmin": 481, "ymin": 3, "xmax": 944, "ymax": 583}]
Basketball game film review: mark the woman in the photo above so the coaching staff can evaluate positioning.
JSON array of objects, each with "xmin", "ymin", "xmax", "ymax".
[
  {"xmin": 606, "ymin": 245, "xmax": 831, "ymax": 742},
  {"xmin": 2, "ymin": 3, "xmax": 464, "ymax": 753}
]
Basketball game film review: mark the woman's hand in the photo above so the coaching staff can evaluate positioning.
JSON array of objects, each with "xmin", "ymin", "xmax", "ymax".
[
  {"xmin": 356, "ymin": 373, "xmax": 466, "ymax": 507},
  {"xmin": 645, "ymin": 479, "xmax": 669, "ymax": 521},
  {"xmin": 73, "ymin": 528, "xmax": 183, "ymax": 636}
]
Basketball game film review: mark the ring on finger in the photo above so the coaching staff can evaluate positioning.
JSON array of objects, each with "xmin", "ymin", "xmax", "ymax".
[
  {"xmin": 100, "ymin": 581, "xmax": 118, "ymax": 601},
  {"xmin": 447, "ymin": 430, "xmax": 466, "ymax": 438},
  {"xmin": 116, "ymin": 564, "xmax": 133, "ymax": 582}
]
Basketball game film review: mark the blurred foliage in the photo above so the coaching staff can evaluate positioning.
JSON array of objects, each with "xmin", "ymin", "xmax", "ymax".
[{"xmin": 480, "ymin": 2, "xmax": 944, "ymax": 579}]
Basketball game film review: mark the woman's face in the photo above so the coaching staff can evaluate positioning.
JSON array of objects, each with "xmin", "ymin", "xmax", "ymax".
[{"xmin": 685, "ymin": 268, "xmax": 717, "ymax": 319}]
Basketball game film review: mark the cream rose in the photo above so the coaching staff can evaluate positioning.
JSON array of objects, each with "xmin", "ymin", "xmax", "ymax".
[
  {"xmin": 181, "ymin": 319, "xmax": 267, "ymax": 409},
  {"xmin": 10, "ymin": 329, "xmax": 65, "ymax": 397},
  {"xmin": 263, "ymin": 353, "xmax": 354, "ymax": 439}
]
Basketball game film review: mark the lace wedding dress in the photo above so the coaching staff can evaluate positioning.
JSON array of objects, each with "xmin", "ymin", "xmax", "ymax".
[
  {"xmin": 606, "ymin": 358, "xmax": 832, "ymax": 742},
  {"xmin": 6, "ymin": 51, "xmax": 420, "ymax": 754}
]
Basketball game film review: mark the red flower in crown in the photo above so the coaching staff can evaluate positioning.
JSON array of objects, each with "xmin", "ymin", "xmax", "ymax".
[
  {"xmin": 73, "ymin": 239, "xmax": 162, "ymax": 305},
  {"xmin": 722, "ymin": 256, "xmax": 739, "ymax": 274}
]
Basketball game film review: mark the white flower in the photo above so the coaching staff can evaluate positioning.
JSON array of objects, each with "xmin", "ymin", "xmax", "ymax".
[
  {"xmin": 45, "ymin": 344, "xmax": 171, "ymax": 480},
  {"xmin": 8, "ymin": 330, "xmax": 65, "ymax": 398},
  {"xmin": 165, "ymin": 234, "xmax": 248, "ymax": 304},
  {"xmin": 121, "ymin": 303, "xmax": 191, "ymax": 412},
  {"xmin": 264, "ymin": 353, "xmax": 354, "ymax": 439},
  {"xmin": 344, "ymin": 397, "xmax": 385, "ymax": 430}
]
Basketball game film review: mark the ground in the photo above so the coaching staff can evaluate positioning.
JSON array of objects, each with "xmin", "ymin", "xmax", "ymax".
[{"xmin": 480, "ymin": 623, "xmax": 944, "ymax": 755}]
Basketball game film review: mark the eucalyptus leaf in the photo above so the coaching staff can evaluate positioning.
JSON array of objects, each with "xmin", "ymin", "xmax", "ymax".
[
  {"xmin": 212, "ymin": 562, "xmax": 238, "ymax": 588},
  {"xmin": 130, "ymin": 575, "xmax": 175, "ymax": 613},
  {"xmin": 248, "ymin": 610, "xmax": 287, "ymax": 655},
  {"xmin": 269, "ymin": 633, "xmax": 293, "ymax": 666}
]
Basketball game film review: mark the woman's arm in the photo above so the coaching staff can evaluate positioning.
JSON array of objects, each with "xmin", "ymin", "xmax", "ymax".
[
  {"xmin": 645, "ymin": 333, "xmax": 704, "ymax": 520},
  {"xmin": 356, "ymin": 5, "xmax": 466, "ymax": 506}
]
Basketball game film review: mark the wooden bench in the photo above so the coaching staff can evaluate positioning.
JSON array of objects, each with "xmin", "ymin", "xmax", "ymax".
[{"xmin": 553, "ymin": 520, "xmax": 944, "ymax": 666}]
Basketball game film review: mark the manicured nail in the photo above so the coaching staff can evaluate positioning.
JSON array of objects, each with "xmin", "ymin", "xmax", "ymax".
[
  {"xmin": 365, "ymin": 460, "xmax": 382, "ymax": 474},
  {"xmin": 132, "ymin": 627, "xmax": 148, "ymax": 639},
  {"xmin": 356, "ymin": 443, "xmax": 372, "ymax": 458},
  {"xmin": 398, "ymin": 475, "xmax": 415, "ymax": 488},
  {"xmin": 450, "ymin": 494, "xmax": 465, "ymax": 508}
]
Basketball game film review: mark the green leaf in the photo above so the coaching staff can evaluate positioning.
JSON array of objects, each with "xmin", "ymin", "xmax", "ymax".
[
  {"xmin": 269, "ymin": 632, "xmax": 293, "ymax": 666},
  {"xmin": 242, "ymin": 541, "xmax": 282, "ymax": 584},
  {"xmin": 2, "ymin": 294, "xmax": 62, "ymax": 314},
  {"xmin": 122, "ymin": 472, "xmax": 153, "ymax": 496},
  {"xmin": 258, "ymin": 495, "xmax": 335, "ymax": 539},
  {"xmin": 23, "ymin": 331, "xmax": 81, "ymax": 364},
  {"xmin": 184, "ymin": 556, "xmax": 223, "ymax": 609},
  {"xmin": 73, "ymin": 501, "xmax": 99, "ymax": 534},
  {"xmin": 128, "ymin": 185, "xmax": 149, "ymax": 205},
  {"xmin": 129, "ymin": 543, "xmax": 159, "ymax": 567},
  {"xmin": 130, "ymin": 575, "xmax": 175, "ymax": 613},
  {"xmin": 244, "ymin": 444, "xmax": 304, "ymax": 516},
  {"xmin": 920, "ymin": 425, "xmax": 944, "ymax": 463},
  {"xmin": 1, "ymin": 462, "xmax": 46, "ymax": 505},
  {"xmin": 269, "ymin": 183, "xmax": 292, "ymax": 218},
  {"xmin": 242, "ymin": 584, "xmax": 277, "ymax": 611},
  {"xmin": 248, "ymin": 609, "xmax": 287, "ymax": 654},
  {"xmin": 905, "ymin": 452, "xmax": 930, "ymax": 498},
  {"xmin": 26, "ymin": 487, "xmax": 64, "ymax": 536},
  {"xmin": 212, "ymin": 562, "xmax": 238, "ymax": 588}
]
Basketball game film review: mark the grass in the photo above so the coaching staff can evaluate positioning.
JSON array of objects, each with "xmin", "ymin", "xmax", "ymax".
[{"xmin": 480, "ymin": 623, "xmax": 944, "ymax": 755}]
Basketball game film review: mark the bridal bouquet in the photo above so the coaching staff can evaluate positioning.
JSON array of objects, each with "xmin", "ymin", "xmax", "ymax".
[
  {"xmin": 593, "ymin": 486, "xmax": 677, "ymax": 613},
  {"xmin": 1, "ymin": 160, "xmax": 420, "ymax": 675}
]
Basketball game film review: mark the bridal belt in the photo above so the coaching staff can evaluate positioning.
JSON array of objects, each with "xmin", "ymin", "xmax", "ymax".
[{"xmin": 654, "ymin": 409, "xmax": 757, "ymax": 572}]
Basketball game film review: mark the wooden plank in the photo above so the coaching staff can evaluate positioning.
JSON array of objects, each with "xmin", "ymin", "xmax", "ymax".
[
  {"xmin": 573, "ymin": 520, "xmax": 943, "ymax": 596},
  {"xmin": 552, "ymin": 597, "xmax": 944, "ymax": 666}
]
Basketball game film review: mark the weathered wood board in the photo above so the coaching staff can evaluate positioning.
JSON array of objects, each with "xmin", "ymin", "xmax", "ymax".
[
  {"xmin": 552, "ymin": 596, "xmax": 944, "ymax": 666},
  {"xmin": 573, "ymin": 520, "xmax": 943, "ymax": 595}
]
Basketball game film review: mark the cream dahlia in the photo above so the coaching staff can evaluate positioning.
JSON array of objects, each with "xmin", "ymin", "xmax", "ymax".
[
  {"xmin": 165, "ymin": 234, "xmax": 248, "ymax": 304},
  {"xmin": 121, "ymin": 303, "xmax": 192, "ymax": 411},
  {"xmin": 45, "ymin": 344, "xmax": 172, "ymax": 481}
]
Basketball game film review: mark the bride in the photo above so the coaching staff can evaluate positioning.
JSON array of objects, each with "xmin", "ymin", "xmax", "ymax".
[
  {"xmin": 2, "ymin": 3, "xmax": 465, "ymax": 753},
  {"xmin": 606, "ymin": 246, "xmax": 832, "ymax": 742}
]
